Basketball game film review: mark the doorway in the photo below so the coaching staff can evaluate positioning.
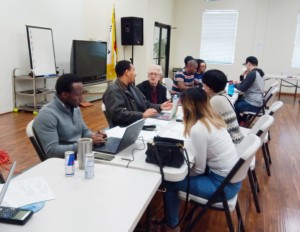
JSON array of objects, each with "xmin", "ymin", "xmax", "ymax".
[{"xmin": 153, "ymin": 22, "xmax": 171, "ymax": 77}]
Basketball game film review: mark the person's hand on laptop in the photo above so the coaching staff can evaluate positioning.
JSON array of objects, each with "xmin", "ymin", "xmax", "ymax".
[
  {"xmin": 143, "ymin": 108, "xmax": 158, "ymax": 118},
  {"xmin": 160, "ymin": 100, "xmax": 173, "ymax": 111},
  {"xmin": 92, "ymin": 130, "xmax": 107, "ymax": 145}
]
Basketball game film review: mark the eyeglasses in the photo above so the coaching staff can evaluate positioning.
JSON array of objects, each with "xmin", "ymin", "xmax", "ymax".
[{"xmin": 148, "ymin": 72, "xmax": 160, "ymax": 76}]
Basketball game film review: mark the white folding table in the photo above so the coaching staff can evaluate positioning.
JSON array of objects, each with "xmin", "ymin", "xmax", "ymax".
[
  {"xmin": 94, "ymin": 118, "xmax": 195, "ymax": 182},
  {"xmin": 0, "ymin": 158, "xmax": 161, "ymax": 232},
  {"xmin": 265, "ymin": 74, "xmax": 300, "ymax": 100}
]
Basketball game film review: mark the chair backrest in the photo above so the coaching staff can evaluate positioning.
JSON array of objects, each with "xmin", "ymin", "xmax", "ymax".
[
  {"xmin": 26, "ymin": 120, "xmax": 47, "ymax": 161},
  {"xmin": 243, "ymin": 86, "xmax": 278, "ymax": 118},
  {"xmin": 101, "ymin": 102, "xmax": 113, "ymax": 128},
  {"xmin": 230, "ymin": 134, "xmax": 261, "ymax": 183},
  {"xmin": 163, "ymin": 77, "xmax": 173, "ymax": 92},
  {"xmin": 0, "ymin": 171, "xmax": 4, "ymax": 184},
  {"xmin": 264, "ymin": 86, "xmax": 279, "ymax": 108},
  {"xmin": 266, "ymin": 101, "xmax": 283, "ymax": 116},
  {"xmin": 264, "ymin": 81, "xmax": 278, "ymax": 96},
  {"xmin": 248, "ymin": 115, "xmax": 274, "ymax": 143}
]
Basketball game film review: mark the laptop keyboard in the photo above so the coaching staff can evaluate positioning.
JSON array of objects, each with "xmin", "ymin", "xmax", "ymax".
[
  {"xmin": 0, "ymin": 207, "xmax": 18, "ymax": 218},
  {"xmin": 104, "ymin": 138, "xmax": 119, "ymax": 150},
  {"xmin": 95, "ymin": 137, "xmax": 121, "ymax": 153}
]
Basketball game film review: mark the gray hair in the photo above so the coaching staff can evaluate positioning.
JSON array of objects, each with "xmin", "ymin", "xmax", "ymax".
[{"xmin": 147, "ymin": 64, "xmax": 163, "ymax": 76}]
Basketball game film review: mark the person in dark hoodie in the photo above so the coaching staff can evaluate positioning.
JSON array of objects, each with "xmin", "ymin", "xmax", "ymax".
[{"xmin": 234, "ymin": 56, "xmax": 265, "ymax": 125}]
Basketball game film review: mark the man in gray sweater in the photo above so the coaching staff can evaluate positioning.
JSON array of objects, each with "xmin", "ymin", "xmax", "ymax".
[
  {"xmin": 33, "ymin": 74, "xmax": 106, "ymax": 158},
  {"xmin": 234, "ymin": 56, "xmax": 265, "ymax": 125}
]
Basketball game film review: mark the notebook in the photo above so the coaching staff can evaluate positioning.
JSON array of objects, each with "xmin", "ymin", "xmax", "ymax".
[
  {"xmin": 0, "ymin": 161, "xmax": 16, "ymax": 206},
  {"xmin": 93, "ymin": 119, "xmax": 145, "ymax": 154},
  {"xmin": 155, "ymin": 96, "xmax": 180, "ymax": 121}
]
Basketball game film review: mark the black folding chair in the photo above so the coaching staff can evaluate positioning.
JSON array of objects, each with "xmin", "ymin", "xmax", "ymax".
[{"xmin": 243, "ymin": 86, "xmax": 278, "ymax": 128}]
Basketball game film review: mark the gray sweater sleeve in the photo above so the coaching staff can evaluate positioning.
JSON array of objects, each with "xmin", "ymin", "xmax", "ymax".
[
  {"xmin": 235, "ymin": 71, "xmax": 256, "ymax": 92},
  {"xmin": 34, "ymin": 111, "xmax": 75, "ymax": 158},
  {"xmin": 33, "ymin": 107, "xmax": 93, "ymax": 158},
  {"xmin": 80, "ymin": 112, "xmax": 93, "ymax": 138}
]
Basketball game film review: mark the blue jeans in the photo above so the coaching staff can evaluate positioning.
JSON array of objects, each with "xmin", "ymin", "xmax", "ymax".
[
  {"xmin": 164, "ymin": 171, "xmax": 242, "ymax": 227},
  {"xmin": 234, "ymin": 98, "xmax": 261, "ymax": 122}
]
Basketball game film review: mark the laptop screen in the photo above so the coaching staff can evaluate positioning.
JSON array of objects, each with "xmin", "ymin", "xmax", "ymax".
[
  {"xmin": 0, "ymin": 161, "xmax": 16, "ymax": 206},
  {"xmin": 170, "ymin": 96, "xmax": 180, "ymax": 117},
  {"xmin": 117, "ymin": 119, "xmax": 145, "ymax": 152}
]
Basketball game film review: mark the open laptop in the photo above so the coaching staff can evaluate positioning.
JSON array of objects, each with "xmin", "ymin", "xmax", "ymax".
[
  {"xmin": 155, "ymin": 96, "xmax": 180, "ymax": 121},
  {"xmin": 0, "ymin": 161, "xmax": 33, "ymax": 225},
  {"xmin": 93, "ymin": 119, "xmax": 145, "ymax": 154},
  {"xmin": 0, "ymin": 162, "xmax": 16, "ymax": 205}
]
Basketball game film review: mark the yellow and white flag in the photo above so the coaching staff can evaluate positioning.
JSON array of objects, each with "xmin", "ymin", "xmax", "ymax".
[{"xmin": 106, "ymin": 6, "xmax": 118, "ymax": 80}]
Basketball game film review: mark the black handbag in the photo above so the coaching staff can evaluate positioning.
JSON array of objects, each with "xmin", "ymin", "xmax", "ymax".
[{"xmin": 145, "ymin": 136, "xmax": 185, "ymax": 168}]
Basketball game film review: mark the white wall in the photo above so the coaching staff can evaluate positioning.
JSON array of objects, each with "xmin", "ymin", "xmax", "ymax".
[
  {"xmin": 171, "ymin": 0, "xmax": 300, "ymax": 81},
  {"xmin": 2, "ymin": 0, "xmax": 300, "ymax": 114},
  {"xmin": 0, "ymin": 0, "xmax": 174, "ymax": 114},
  {"xmin": 0, "ymin": 0, "xmax": 85, "ymax": 114}
]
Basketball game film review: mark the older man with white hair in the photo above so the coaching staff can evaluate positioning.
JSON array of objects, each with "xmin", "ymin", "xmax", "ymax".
[{"xmin": 136, "ymin": 64, "xmax": 168, "ymax": 104}]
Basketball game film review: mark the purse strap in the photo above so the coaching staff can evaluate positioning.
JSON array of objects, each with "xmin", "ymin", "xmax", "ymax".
[
  {"xmin": 220, "ymin": 93, "xmax": 235, "ymax": 110},
  {"xmin": 180, "ymin": 148, "xmax": 190, "ymax": 227},
  {"xmin": 154, "ymin": 145, "xmax": 191, "ymax": 228},
  {"xmin": 153, "ymin": 145, "xmax": 166, "ymax": 192}
]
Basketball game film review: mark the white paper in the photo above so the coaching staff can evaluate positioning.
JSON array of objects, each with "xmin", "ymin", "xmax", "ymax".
[
  {"xmin": 0, "ymin": 177, "xmax": 56, "ymax": 208},
  {"xmin": 145, "ymin": 118, "xmax": 171, "ymax": 126},
  {"xmin": 106, "ymin": 126, "xmax": 126, "ymax": 138},
  {"xmin": 158, "ymin": 123, "xmax": 190, "ymax": 141},
  {"xmin": 139, "ymin": 130, "xmax": 158, "ymax": 141}
]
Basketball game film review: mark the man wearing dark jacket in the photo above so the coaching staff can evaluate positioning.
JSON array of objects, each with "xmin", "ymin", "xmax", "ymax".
[
  {"xmin": 103, "ymin": 60, "xmax": 172, "ymax": 128},
  {"xmin": 234, "ymin": 56, "xmax": 265, "ymax": 124}
]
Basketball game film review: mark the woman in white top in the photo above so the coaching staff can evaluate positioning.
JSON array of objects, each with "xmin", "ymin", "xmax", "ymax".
[{"xmin": 164, "ymin": 88, "xmax": 241, "ymax": 231}]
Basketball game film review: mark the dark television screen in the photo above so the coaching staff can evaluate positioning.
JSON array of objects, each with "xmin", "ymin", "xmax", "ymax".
[{"xmin": 72, "ymin": 40, "xmax": 107, "ymax": 84}]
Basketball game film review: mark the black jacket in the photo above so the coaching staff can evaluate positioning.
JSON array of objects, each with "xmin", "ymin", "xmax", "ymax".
[
  {"xmin": 136, "ymin": 80, "xmax": 168, "ymax": 104},
  {"xmin": 103, "ymin": 79, "xmax": 161, "ymax": 128}
]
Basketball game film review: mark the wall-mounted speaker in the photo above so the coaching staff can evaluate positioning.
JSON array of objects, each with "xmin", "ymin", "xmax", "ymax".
[{"xmin": 121, "ymin": 17, "xmax": 143, "ymax": 46}]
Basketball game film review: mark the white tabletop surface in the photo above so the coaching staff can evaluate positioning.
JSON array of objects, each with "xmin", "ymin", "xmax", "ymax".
[
  {"xmin": 264, "ymin": 74, "xmax": 300, "ymax": 80},
  {"xmin": 94, "ymin": 91, "xmax": 239, "ymax": 182},
  {"xmin": 0, "ymin": 158, "xmax": 161, "ymax": 232},
  {"xmin": 94, "ymin": 119, "xmax": 195, "ymax": 182}
]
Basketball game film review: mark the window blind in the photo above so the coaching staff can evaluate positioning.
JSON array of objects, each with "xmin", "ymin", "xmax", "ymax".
[{"xmin": 200, "ymin": 10, "xmax": 238, "ymax": 64}]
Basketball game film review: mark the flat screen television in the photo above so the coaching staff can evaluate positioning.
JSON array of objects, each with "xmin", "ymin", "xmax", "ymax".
[{"xmin": 71, "ymin": 40, "xmax": 107, "ymax": 84}]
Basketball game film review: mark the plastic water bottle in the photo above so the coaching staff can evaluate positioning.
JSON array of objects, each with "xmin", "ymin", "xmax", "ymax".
[
  {"xmin": 172, "ymin": 94, "xmax": 177, "ymax": 102},
  {"xmin": 228, "ymin": 83, "xmax": 235, "ymax": 97}
]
